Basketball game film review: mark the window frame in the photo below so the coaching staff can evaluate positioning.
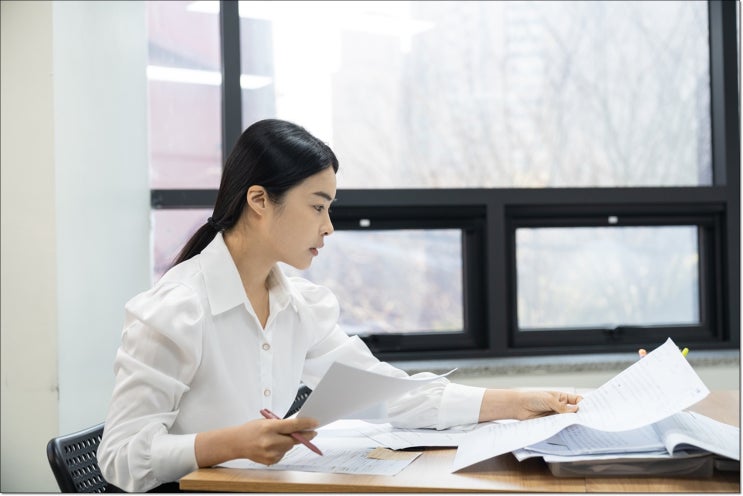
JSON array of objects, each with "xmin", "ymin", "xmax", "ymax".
[
  {"xmin": 504, "ymin": 200, "xmax": 726, "ymax": 352},
  {"xmin": 327, "ymin": 205, "xmax": 488, "ymax": 359},
  {"xmin": 150, "ymin": 0, "xmax": 739, "ymax": 360}
]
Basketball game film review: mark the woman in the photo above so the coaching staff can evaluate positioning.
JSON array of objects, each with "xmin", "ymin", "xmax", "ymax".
[{"xmin": 97, "ymin": 119, "xmax": 581, "ymax": 492}]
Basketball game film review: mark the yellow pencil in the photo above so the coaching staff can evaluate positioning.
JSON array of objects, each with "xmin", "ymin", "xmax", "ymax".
[{"xmin": 681, "ymin": 347, "xmax": 689, "ymax": 357}]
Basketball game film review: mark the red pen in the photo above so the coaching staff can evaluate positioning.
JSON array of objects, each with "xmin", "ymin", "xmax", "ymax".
[{"xmin": 259, "ymin": 408, "xmax": 323, "ymax": 456}]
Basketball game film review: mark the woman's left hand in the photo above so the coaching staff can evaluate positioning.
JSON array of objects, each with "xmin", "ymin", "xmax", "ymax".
[{"xmin": 479, "ymin": 389, "xmax": 583, "ymax": 422}]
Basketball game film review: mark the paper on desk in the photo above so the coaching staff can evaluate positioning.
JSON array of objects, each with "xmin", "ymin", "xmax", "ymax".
[
  {"xmin": 452, "ymin": 338, "xmax": 710, "ymax": 472},
  {"xmin": 218, "ymin": 420, "xmax": 420, "ymax": 476},
  {"xmin": 296, "ymin": 361, "xmax": 455, "ymax": 427},
  {"xmin": 312, "ymin": 418, "xmax": 475, "ymax": 450},
  {"xmin": 657, "ymin": 411, "xmax": 740, "ymax": 460},
  {"xmin": 219, "ymin": 447, "xmax": 421, "ymax": 476},
  {"xmin": 514, "ymin": 410, "xmax": 740, "ymax": 463},
  {"xmin": 524, "ymin": 422, "xmax": 666, "ymax": 456},
  {"xmin": 533, "ymin": 450, "xmax": 704, "ymax": 463},
  {"xmin": 367, "ymin": 423, "xmax": 480, "ymax": 449}
]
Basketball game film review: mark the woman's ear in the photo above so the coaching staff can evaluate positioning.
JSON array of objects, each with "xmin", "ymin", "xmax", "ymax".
[{"xmin": 246, "ymin": 186, "xmax": 268, "ymax": 216}]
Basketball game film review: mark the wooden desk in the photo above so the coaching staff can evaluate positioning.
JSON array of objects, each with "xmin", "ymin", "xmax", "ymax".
[{"xmin": 180, "ymin": 391, "xmax": 740, "ymax": 492}]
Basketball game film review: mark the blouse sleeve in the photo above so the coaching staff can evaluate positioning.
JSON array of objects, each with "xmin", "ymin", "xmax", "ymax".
[
  {"xmin": 292, "ymin": 278, "xmax": 486, "ymax": 430},
  {"xmin": 97, "ymin": 282, "xmax": 204, "ymax": 492}
]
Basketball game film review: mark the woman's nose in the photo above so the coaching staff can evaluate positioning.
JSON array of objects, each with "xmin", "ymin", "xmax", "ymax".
[{"xmin": 323, "ymin": 217, "xmax": 334, "ymax": 236}]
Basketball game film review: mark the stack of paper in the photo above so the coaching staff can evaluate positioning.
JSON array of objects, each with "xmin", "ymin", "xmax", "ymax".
[
  {"xmin": 452, "ymin": 338, "xmax": 738, "ymax": 472},
  {"xmin": 513, "ymin": 409, "xmax": 740, "ymax": 463}
]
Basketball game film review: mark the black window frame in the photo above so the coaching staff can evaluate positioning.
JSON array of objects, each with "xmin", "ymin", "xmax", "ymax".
[
  {"xmin": 327, "ymin": 204, "xmax": 488, "ymax": 360},
  {"xmin": 504, "ymin": 197, "xmax": 727, "ymax": 353},
  {"xmin": 150, "ymin": 0, "xmax": 739, "ymax": 360}
]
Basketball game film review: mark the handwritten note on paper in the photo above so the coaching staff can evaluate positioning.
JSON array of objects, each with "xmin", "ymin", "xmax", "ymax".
[
  {"xmin": 452, "ymin": 338, "xmax": 710, "ymax": 472},
  {"xmin": 297, "ymin": 361, "xmax": 455, "ymax": 427}
]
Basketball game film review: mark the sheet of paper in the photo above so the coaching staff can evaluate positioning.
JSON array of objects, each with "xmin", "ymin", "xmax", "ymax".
[
  {"xmin": 512, "ymin": 447, "xmax": 667, "ymax": 462},
  {"xmin": 316, "ymin": 418, "xmax": 473, "ymax": 450},
  {"xmin": 219, "ymin": 446, "xmax": 421, "ymax": 476},
  {"xmin": 524, "ymin": 423, "xmax": 666, "ymax": 456},
  {"xmin": 658, "ymin": 411, "xmax": 740, "ymax": 460},
  {"xmin": 452, "ymin": 338, "xmax": 710, "ymax": 472},
  {"xmin": 571, "ymin": 338, "xmax": 709, "ymax": 431},
  {"xmin": 217, "ymin": 419, "xmax": 420, "ymax": 476},
  {"xmin": 515, "ymin": 410, "xmax": 740, "ymax": 465},
  {"xmin": 297, "ymin": 361, "xmax": 455, "ymax": 427},
  {"xmin": 539, "ymin": 449, "xmax": 705, "ymax": 463},
  {"xmin": 367, "ymin": 425, "xmax": 476, "ymax": 449}
]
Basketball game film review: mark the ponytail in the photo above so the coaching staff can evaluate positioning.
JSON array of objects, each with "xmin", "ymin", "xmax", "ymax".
[{"xmin": 170, "ymin": 217, "xmax": 226, "ymax": 268}]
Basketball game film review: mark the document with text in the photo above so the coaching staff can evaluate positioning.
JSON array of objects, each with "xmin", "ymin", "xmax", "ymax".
[
  {"xmin": 452, "ymin": 338, "xmax": 711, "ymax": 472},
  {"xmin": 514, "ymin": 410, "xmax": 739, "ymax": 461},
  {"xmin": 218, "ymin": 419, "xmax": 420, "ymax": 476}
]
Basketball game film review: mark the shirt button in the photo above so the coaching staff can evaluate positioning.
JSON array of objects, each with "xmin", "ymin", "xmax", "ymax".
[
  {"xmin": 264, "ymin": 389, "xmax": 271, "ymax": 397},
  {"xmin": 262, "ymin": 343, "xmax": 270, "ymax": 351}
]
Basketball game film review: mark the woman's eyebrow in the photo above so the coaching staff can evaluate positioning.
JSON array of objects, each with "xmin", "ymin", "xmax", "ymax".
[{"xmin": 313, "ymin": 192, "xmax": 336, "ymax": 202}]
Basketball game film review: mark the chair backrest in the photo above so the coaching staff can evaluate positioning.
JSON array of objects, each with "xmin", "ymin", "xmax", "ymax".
[
  {"xmin": 46, "ymin": 422, "xmax": 119, "ymax": 493},
  {"xmin": 46, "ymin": 386, "xmax": 312, "ymax": 492},
  {"xmin": 284, "ymin": 384, "xmax": 312, "ymax": 418}
]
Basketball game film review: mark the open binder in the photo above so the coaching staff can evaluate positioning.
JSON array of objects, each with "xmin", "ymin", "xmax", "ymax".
[{"xmin": 513, "ymin": 410, "xmax": 740, "ymax": 477}]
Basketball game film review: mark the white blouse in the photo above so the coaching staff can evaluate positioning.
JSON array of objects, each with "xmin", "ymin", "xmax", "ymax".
[{"xmin": 97, "ymin": 232, "xmax": 485, "ymax": 492}]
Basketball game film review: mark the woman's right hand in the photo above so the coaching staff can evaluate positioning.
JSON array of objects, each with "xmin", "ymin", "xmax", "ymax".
[
  {"xmin": 195, "ymin": 417, "xmax": 319, "ymax": 468},
  {"xmin": 236, "ymin": 417, "xmax": 319, "ymax": 465}
]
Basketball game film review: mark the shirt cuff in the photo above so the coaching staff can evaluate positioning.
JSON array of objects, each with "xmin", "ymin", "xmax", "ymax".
[
  {"xmin": 438, "ymin": 383, "xmax": 486, "ymax": 429},
  {"xmin": 151, "ymin": 433, "xmax": 199, "ymax": 485}
]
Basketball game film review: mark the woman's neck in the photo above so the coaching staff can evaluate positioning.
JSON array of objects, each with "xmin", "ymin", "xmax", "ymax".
[{"xmin": 222, "ymin": 228, "xmax": 273, "ymax": 327}]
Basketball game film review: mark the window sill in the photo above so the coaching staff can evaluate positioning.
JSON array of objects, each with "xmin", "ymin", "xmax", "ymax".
[{"xmin": 389, "ymin": 349, "xmax": 740, "ymax": 379}]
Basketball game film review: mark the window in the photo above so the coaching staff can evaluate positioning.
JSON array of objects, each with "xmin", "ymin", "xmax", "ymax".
[
  {"xmin": 149, "ymin": 1, "xmax": 739, "ymax": 359},
  {"xmin": 515, "ymin": 226, "xmax": 701, "ymax": 330}
]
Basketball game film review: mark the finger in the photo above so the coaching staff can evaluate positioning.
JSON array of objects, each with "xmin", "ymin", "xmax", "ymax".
[
  {"xmin": 278, "ymin": 417, "xmax": 319, "ymax": 434},
  {"xmin": 556, "ymin": 391, "xmax": 582, "ymax": 405},
  {"xmin": 290, "ymin": 430, "xmax": 319, "ymax": 445},
  {"xmin": 554, "ymin": 392, "xmax": 579, "ymax": 413}
]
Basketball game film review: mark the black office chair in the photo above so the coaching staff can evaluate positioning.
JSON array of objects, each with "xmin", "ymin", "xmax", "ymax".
[
  {"xmin": 285, "ymin": 384, "xmax": 312, "ymax": 418},
  {"xmin": 46, "ymin": 422, "xmax": 122, "ymax": 493},
  {"xmin": 46, "ymin": 387, "xmax": 312, "ymax": 492}
]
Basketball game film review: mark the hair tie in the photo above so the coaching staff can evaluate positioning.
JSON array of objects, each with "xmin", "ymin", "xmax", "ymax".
[{"xmin": 207, "ymin": 217, "xmax": 223, "ymax": 231}]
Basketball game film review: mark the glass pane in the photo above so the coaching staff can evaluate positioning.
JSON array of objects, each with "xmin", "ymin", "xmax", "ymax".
[
  {"xmin": 152, "ymin": 209, "xmax": 211, "ymax": 282},
  {"xmin": 516, "ymin": 226, "xmax": 700, "ymax": 329},
  {"xmin": 146, "ymin": 1, "xmax": 222, "ymax": 189},
  {"xmin": 236, "ymin": 0, "xmax": 711, "ymax": 188},
  {"xmin": 281, "ymin": 229, "xmax": 464, "ymax": 334}
]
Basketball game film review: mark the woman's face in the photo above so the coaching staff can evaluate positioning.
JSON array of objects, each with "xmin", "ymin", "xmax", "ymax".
[{"xmin": 267, "ymin": 166, "xmax": 336, "ymax": 270}]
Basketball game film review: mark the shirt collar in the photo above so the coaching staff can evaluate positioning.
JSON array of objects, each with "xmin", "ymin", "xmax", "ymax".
[
  {"xmin": 267, "ymin": 264, "xmax": 300, "ymax": 314},
  {"xmin": 200, "ymin": 233, "xmax": 299, "ymax": 315}
]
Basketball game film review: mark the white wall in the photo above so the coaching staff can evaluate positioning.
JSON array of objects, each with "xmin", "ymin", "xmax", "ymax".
[
  {"xmin": 1, "ymin": 1, "xmax": 149, "ymax": 492},
  {"xmin": 1, "ymin": 1, "xmax": 59, "ymax": 492}
]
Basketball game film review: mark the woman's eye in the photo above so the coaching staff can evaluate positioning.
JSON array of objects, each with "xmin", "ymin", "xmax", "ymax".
[{"xmin": 314, "ymin": 205, "xmax": 325, "ymax": 212}]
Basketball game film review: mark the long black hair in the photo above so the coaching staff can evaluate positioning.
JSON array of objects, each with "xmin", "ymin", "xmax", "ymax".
[{"xmin": 171, "ymin": 119, "xmax": 339, "ymax": 267}]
